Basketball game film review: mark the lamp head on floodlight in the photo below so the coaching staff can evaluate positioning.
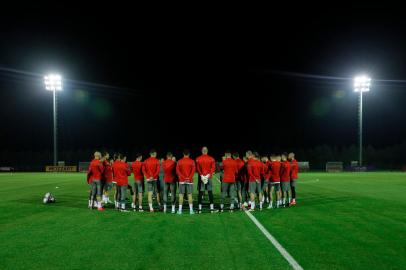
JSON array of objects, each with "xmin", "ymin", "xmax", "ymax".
[
  {"xmin": 354, "ymin": 75, "xmax": 371, "ymax": 92},
  {"xmin": 44, "ymin": 74, "xmax": 62, "ymax": 91}
]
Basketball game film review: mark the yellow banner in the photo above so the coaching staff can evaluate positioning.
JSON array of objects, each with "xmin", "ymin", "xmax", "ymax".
[{"xmin": 45, "ymin": 166, "xmax": 77, "ymax": 172}]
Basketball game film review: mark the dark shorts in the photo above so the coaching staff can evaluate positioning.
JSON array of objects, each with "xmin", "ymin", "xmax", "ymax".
[
  {"xmin": 270, "ymin": 182, "xmax": 280, "ymax": 192},
  {"xmin": 104, "ymin": 182, "xmax": 113, "ymax": 191},
  {"xmin": 158, "ymin": 175, "xmax": 164, "ymax": 192},
  {"xmin": 147, "ymin": 180, "xmax": 157, "ymax": 193},
  {"xmin": 249, "ymin": 181, "xmax": 261, "ymax": 194},
  {"xmin": 281, "ymin": 182, "xmax": 290, "ymax": 192},
  {"xmin": 133, "ymin": 181, "xmax": 144, "ymax": 193},
  {"xmin": 261, "ymin": 180, "xmax": 269, "ymax": 191},
  {"xmin": 179, "ymin": 183, "xmax": 193, "ymax": 195},
  {"xmin": 198, "ymin": 176, "xmax": 213, "ymax": 191},
  {"xmin": 236, "ymin": 181, "xmax": 243, "ymax": 192}
]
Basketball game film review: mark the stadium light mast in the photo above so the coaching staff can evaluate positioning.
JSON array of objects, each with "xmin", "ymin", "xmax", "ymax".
[
  {"xmin": 44, "ymin": 74, "xmax": 62, "ymax": 166},
  {"xmin": 353, "ymin": 75, "xmax": 371, "ymax": 167}
]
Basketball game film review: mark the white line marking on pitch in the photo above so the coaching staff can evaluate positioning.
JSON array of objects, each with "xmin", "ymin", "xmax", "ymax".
[{"xmin": 244, "ymin": 210, "xmax": 304, "ymax": 270}]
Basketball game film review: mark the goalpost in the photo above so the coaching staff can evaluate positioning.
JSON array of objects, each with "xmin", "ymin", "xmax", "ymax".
[{"xmin": 325, "ymin": 162, "xmax": 343, "ymax": 172}]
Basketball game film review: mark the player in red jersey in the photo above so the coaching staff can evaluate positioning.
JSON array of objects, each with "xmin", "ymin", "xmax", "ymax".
[
  {"xmin": 102, "ymin": 152, "xmax": 113, "ymax": 205},
  {"xmin": 220, "ymin": 151, "xmax": 238, "ymax": 212},
  {"xmin": 280, "ymin": 153, "xmax": 292, "ymax": 207},
  {"xmin": 142, "ymin": 149, "xmax": 161, "ymax": 212},
  {"xmin": 176, "ymin": 149, "xmax": 195, "ymax": 215},
  {"xmin": 247, "ymin": 152, "xmax": 265, "ymax": 211},
  {"xmin": 131, "ymin": 153, "xmax": 144, "ymax": 212},
  {"xmin": 269, "ymin": 154, "xmax": 282, "ymax": 208},
  {"xmin": 196, "ymin": 147, "xmax": 216, "ymax": 213},
  {"xmin": 87, "ymin": 151, "xmax": 104, "ymax": 211},
  {"xmin": 112, "ymin": 153, "xmax": 131, "ymax": 212},
  {"xmin": 233, "ymin": 152, "xmax": 245, "ymax": 209},
  {"xmin": 162, "ymin": 152, "xmax": 177, "ymax": 213},
  {"xmin": 289, "ymin": 152, "xmax": 299, "ymax": 205},
  {"xmin": 261, "ymin": 156, "xmax": 271, "ymax": 207}
]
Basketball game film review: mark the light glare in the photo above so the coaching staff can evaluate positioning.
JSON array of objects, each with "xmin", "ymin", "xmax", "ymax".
[
  {"xmin": 354, "ymin": 75, "xmax": 371, "ymax": 92},
  {"xmin": 44, "ymin": 74, "xmax": 62, "ymax": 91}
]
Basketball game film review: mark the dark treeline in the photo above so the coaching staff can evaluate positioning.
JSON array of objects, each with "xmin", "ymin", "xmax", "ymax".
[{"xmin": 1, "ymin": 142, "xmax": 406, "ymax": 171}]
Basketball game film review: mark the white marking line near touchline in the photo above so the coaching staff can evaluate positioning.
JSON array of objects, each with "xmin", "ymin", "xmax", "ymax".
[{"xmin": 244, "ymin": 210, "xmax": 304, "ymax": 270}]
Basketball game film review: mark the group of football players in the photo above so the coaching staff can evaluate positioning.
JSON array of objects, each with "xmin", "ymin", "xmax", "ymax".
[{"xmin": 87, "ymin": 147, "xmax": 299, "ymax": 214}]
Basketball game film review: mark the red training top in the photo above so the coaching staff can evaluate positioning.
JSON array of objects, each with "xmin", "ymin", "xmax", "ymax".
[
  {"xmin": 142, "ymin": 157, "xmax": 160, "ymax": 180},
  {"xmin": 290, "ymin": 159, "xmax": 299, "ymax": 180},
  {"xmin": 176, "ymin": 157, "xmax": 195, "ymax": 183},
  {"xmin": 113, "ymin": 160, "xmax": 130, "ymax": 186},
  {"xmin": 222, "ymin": 157, "xmax": 238, "ymax": 183},
  {"xmin": 103, "ymin": 160, "xmax": 113, "ymax": 183},
  {"xmin": 270, "ymin": 161, "xmax": 281, "ymax": 182},
  {"xmin": 280, "ymin": 160, "xmax": 291, "ymax": 182},
  {"xmin": 196, "ymin": 154, "xmax": 215, "ymax": 177},
  {"xmin": 131, "ymin": 160, "xmax": 144, "ymax": 181},
  {"xmin": 162, "ymin": 159, "xmax": 176, "ymax": 183},
  {"xmin": 247, "ymin": 159, "xmax": 263, "ymax": 182}
]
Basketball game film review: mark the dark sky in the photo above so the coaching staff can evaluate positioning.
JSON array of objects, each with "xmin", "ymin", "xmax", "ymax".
[{"xmin": 1, "ymin": 7, "xmax": 406, "ymax": 159}]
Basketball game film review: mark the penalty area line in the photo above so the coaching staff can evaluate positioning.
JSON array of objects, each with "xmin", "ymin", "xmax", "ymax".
[{"xmin": 244, "ymin": 210, "xmax": 304, "ymax": 270}]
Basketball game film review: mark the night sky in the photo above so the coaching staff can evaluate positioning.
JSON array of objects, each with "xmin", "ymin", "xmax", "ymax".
[{"xmin": 1, "ymin": 7, "xmax": 406, "ymax": 159}]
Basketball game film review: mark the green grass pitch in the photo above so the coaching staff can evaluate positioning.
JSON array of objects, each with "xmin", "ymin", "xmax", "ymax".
[{"xmin": 0, "ymin": 172, "xmax": 405, "ymax": 270}]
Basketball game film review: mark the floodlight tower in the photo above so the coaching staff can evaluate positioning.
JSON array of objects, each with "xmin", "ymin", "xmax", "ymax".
[
  {"xmin": 353, "ymin": 75, "xmax": 371, "ymax": 167},
  {"xmin": 44, "ymin": 74, "xmax": 62, "ymax": 166}
]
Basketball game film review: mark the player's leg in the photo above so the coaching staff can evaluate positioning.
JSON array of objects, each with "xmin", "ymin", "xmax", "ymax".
[
  {"xmin": 208, "ymin": 178, "xmax": 216, "ymax": 212},
  {"xmin": 220, "ymin": 182, "xmax": 227, "ymax": 212},
  {"xmin": 163, "ymin": 183, "xmax": 169, "ymax": 213},
  {"xmin": 147, "ymin": 182, "xmax": 153, "ymax": 212},
  {"xmin": 89, "ymin": 183, "xmax": 95, "ymax": 209},
  {"xmin": 187, "ymin": 184, "xmax": 194, "ymax": 214},
  {"xmin": 197, "ymin": 175, "xmax": 204, "ymax": 213},
  {"xmin": 132, "ymin": 182, "xmax": 137, "ymax": 210},
  {"xmin": 120, "ymin": 185, "xmax": 128, "ymax": 211},
  {"xmin": 249, "ymin": 182, "xmax": 256, "ymax": 211},
  {"xmin": 94, "ymin": 180, "xmax": 103, "ymax": 210},
  {"xmin": 170, "ymin": 183, "xmax": 177, "ymax": 213},
  {"xmin": 230, "ymin": 183, "xmax": 236, "ymax": 211},
  {"xmin": 156, "ymin": 179, "xmax": 162, "ymax": 208},
  {"xmin": 290, "ymin": 180, "xmax": 297, "ymax": 205},
  {"xmin": 236, "ymin": 181, "xmax": 242, "ymax": 208},
  {"xmin": 178, "ymin": 184, "xmax": 185, "ymax": 214},
  {"xmin": 138, "ymin": 182, "xmax": 144, "ymax": 212},
  {"xmin": 268, "ymin": 185, "xmax": 274, "ymax": 209}
]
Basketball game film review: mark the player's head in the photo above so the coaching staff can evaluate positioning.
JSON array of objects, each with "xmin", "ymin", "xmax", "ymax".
[
  {"xmin": 276, "ymin": 154, "xmax": 281, "ymax": 161},
  {"xmin": 261, "ymin": 156, "xmax": 268, "ymax": 162},
  {"xmin": 225, "ymin": 150, "xmax": 231, "ymax": 158},
  {"xmin": 114, "ymin": 153, "xmax": 122, "ymax": 161},
  {"xmin": 150, "ymin": 149, "xmax": 157, "ymax": 157},
  {"xmin": 166, "ymin": 152, "xmax": 173, "ymax": 159},
  {"xmin": 281, "ymin": 152, "xmax": 288, "ymax": 161},
  {"xmin": 288, "ymin": 152, "xmax": 295, "ymax": 160},
  {"xmin": 103, "ymin": 152, "xmax": 110, "ymax": 159},
  {"xmin": 253, "ymin": 152, "xmax": 260, "ymax": 159},
  {"xmin": 202, "ymin": 146, "xmax": 208, "ymax": 154},
  {"xmin": 172, "ymin": 156, "xmax": 176, "ymax": 162},
  {"xmin": 245, "ymin": 150, "xmax": 252, "ymax": 158},
  {"xmin": 232, "ymin": 152, "xmax": 239, "ymax": 159},
  {"xmin": 123, "ymin": 156, "xmax": 127, "ymax": 162},
  {"xmin": 243, "ymin": 156, "xmax": 248, "ymax": 162},
  {"xmin": 183, "ymin": 149, "xmax": 190, "ymax": 157},
  {"xmin": 94, "ymin": 151, "xmax": 101, "ymax": 159},
  {"xmin": 270, "ymin": 154, "xmax": 276, "ymax": 161},
  {"xmin": 135, "ymin": 153, "xmax": 142, "ymax": 161}
]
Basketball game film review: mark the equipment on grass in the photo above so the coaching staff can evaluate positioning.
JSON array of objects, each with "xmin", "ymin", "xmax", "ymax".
[{"xmin": 43, "ymin": 193, "xmax": 56, "ymax": 204}]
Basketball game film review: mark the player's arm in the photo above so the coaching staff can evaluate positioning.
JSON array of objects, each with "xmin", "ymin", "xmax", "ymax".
[
  {"xmin": 154, "ymin": 161, "xmax": 160, "ymax": 179},
  {"xmin": 190, "ymin": 161, "xmax": 196, "ymax": 180},
  {"xmin": 210, "ymin": 159, "xmax": 216, "ymax": 178}
]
